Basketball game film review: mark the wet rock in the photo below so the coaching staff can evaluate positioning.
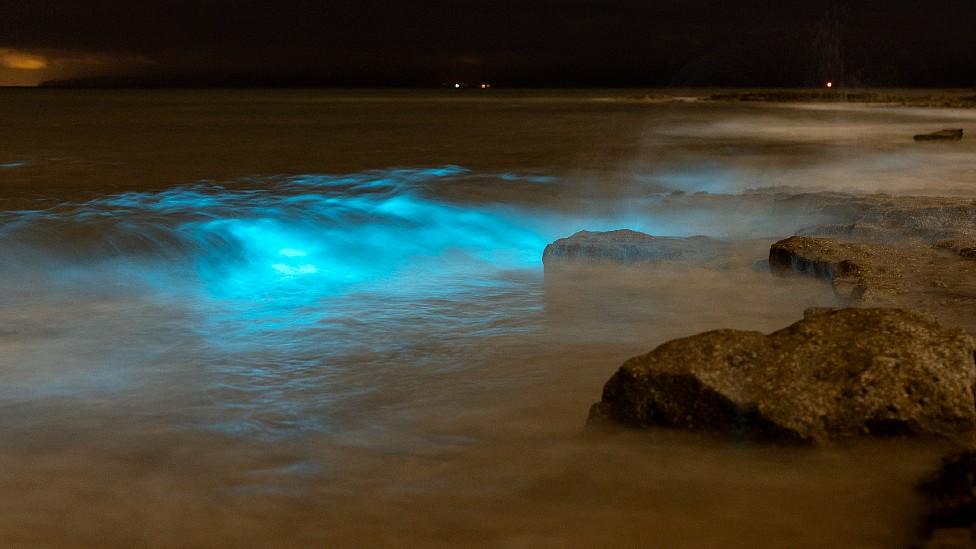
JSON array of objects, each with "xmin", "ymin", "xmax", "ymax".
[
  {"xmin": 542, "ymin": 230, "xmax": 726, "ymax": 265},
  {"xmin": 796, "ymin": 222, "xmax": 900, "ymax": 244},
  {"xmin": 589, "ymin": 308, "xmax": 976, "ymax": 445},
  {"xmin": 798, "ymin": 198, "xmax": 976, "ymax": 244},
  {"xmin": 768, "ymin": 236, "xmax": 976, "ymax": 330},
  {"xmin": 917, "ymin": 451, "xmax": 976, "ymax": 548},
  {"xmin": 856, "ymin": 202, "xmax": 976, "ymax": 242},
  {"xmin": 915, "ymin": 129, "xmax": 964, "ymax": 142},
  {"xmin": 935, "ymin": 239, "xmax": 976, "ymax": 260},
  {"xmin": 769, "ymin": 236, "xmax": 887, "ymax": 301}
]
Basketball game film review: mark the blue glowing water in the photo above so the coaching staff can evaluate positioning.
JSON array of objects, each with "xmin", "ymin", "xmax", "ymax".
[
  {"xmin": 4, "ymin": 165, "xmax": 663, "ymax": 438},
  {"xmin": 4, "ymin": 166, "xmax": 546, "ymax": 294}
]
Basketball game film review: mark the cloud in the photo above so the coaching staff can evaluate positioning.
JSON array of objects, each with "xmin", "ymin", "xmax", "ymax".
[
  {"xmin": 0, "ymin": 49, "xmax": 48, "ymax": 70},
  {"xmin": 0, "ymin": 48, "xmax": 157, "ymax": 86}
]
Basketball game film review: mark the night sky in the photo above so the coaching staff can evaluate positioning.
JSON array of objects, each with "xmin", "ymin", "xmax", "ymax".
[{"xmin": 1, "ymin": 0, "xmax": 974, "ymax": 87}]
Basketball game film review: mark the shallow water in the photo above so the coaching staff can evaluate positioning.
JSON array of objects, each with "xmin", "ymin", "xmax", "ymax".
[{"xmin": 1, "ymin": 89, "xmax": 975, "ymax": 547}]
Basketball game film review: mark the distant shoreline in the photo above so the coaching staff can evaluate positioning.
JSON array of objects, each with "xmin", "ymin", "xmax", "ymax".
[
  {"xmin": 701, "ymin": 90, "xmax": 976, "ymax": 108},
  {"xmin": 5, "ymin": 84, "xmax": 976, "ymax": 108}
]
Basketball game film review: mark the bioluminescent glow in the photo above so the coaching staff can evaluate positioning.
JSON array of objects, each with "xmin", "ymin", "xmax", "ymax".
[
  {"xmin": 0, "ymin": 161, "xmax": 26, "ymax": 169},
  {"xmin": 2, "ymin": 166, "xmax": 553, "ymax": 298},
  {"xmin": 0, "ymin": 165, "xmax": 683, "ymax": 438}
]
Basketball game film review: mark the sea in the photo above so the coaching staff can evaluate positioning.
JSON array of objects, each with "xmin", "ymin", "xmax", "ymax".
[{"xmin": 2, "ymin": 88, "xmax": 976, "ymax": 547}]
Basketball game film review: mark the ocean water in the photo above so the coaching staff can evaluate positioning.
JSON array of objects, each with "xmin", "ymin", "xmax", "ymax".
[{"xmin": 1, "ymin": 89, "xmax": 975, "ymax": 547}]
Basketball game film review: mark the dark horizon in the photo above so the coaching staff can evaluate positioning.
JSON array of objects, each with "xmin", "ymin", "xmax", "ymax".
[{"xmin": 2, "ymin": 1, "xmax": 976, "ymax": 88}]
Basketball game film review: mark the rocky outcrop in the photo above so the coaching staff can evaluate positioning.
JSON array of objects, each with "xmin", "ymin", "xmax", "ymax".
[
  {"xmin": 542, "ymin": 230, "xmax": 727, "ymax": 265},
  {"xmin": 705, "ymin": 92, "xmax": 976, "ymax": 109},
  {"xmin": 589, "ymin": 308, "xmax": 976, "ymax": 445},
  {"xmin": 935, "ymin": 238, "xmax": 976, "ymax": 260},
  {"xmin": 914, "ymin": 129, "xmax": 964, "ymax": 142},
  {"xmin": 768, "ymin": 236, "xmax": 976, "ymax": 330},
  {"xmin": 917, "ymin": 451, "xmax": 976, "ymax": 548},
  {"xmin": 798, "ymin": 198, "xmax": 976, "ymax": 244},
  {"xmin": 768, "ymin": 236, "xmax": 895, "ymax": 301}
]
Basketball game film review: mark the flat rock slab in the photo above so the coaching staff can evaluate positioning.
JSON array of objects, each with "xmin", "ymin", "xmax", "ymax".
[
  {"xmin": 915, "ymin": 129, "xmax": 964, "ymax": 142},
  {"xmin": 769, "ymin": 236, "xmax": 976, "ymax": 330},
  {"xmin": 798, "ymin": 196, "xmax": 976, "ymax": 244},
  {"xmin": 543, "ymin": 230, "xmax": 728, "ymax": 265},
  {"xmin": 589, "ymin": 308, "xmax": 976, "ymax": 445}
]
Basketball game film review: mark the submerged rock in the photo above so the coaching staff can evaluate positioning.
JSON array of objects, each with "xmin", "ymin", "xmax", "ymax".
[
  {"xmin": 589, "ymin": 308, "xmax": 976, "ymax": 445},
  {"xmin": 914, "ymin": 129, "xmax": 964, "ymax": 142},
  {"xmin": 542, "ymin": 230, "xmax": 726, "ymax": 265}
]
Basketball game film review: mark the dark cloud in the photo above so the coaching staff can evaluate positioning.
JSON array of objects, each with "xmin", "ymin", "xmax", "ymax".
[{"xmin": 1, "ymin": 0, "xmax": 974, "ymax": 86}]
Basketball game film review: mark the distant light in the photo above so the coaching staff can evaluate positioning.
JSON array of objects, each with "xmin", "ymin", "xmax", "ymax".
[
  {"xmin": 455, "ymin": 83, "xmax": 460, "ymax": 89},
  {"xmin": 481, "ymin": 84, "xmax": 486, "ymax": 89},
  {"xmin": 826, "ymin": 81, "xmax": 833, "ymax": 89}
]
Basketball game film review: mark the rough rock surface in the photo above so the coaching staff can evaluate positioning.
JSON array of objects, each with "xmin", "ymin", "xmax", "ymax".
[
  {"xmin": 769, "ymin": 236, "xmax": 976, "ymax": 330},
  {"xmin": 542, "ymin": 230, "xmax": 727, "ymax": 265},
  {"xmin": 589, "ymin": 308, "xmax": 976, "ymax": 445},
  {"xmin": 797, "ymin": 196, "xmax": 976, "ymax": 244},
  {"xmin": 917, "ymin": 451, "xmax": 976, "ymax": 548}
]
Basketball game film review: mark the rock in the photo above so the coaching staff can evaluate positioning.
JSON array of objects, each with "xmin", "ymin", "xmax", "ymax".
[
  {"xmin": 798, "ymin": 198, "xmax": 976, "ymax": 244},
  {"xmin": 796, "ymin": 222, "xmax": 896, "ymax": 243},
  {"xmin": 919, "ymin": 528, "xmax": 975, "ymax": 548},
  {"xmin": 917, "ymin": 451, "xmax": 976, "ymax": 547},
  {"xmin": 768, "ymin": 236, "xmax": 976, "ymax": 330},
  {"xmin": 542, "ymin": 230, "xmax": 727, "ymax": 265},
  {"xmin": 588, "ymin": 308, "xmax": 976, "ymax": 445},
  {"xmin": 705, "ymin": 92, "xmax": 976, "ymax": 108},
  {"xmin": 769, "ymin": 236, "xmax": 888, "ymax": 301},
  {"xmin": 915, "ymin": 129, "xmax": 964, "ymax": 142},
  {"xmin": 935, "ymin": 239, "xmax": 976, "ymax": 260}
]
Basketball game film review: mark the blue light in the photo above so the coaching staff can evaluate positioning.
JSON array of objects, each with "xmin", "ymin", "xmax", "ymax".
[
  {"xmin": 0, "ymin": 165, "xmax": 684, "ymax": 440},
  {"xmin": 0, "ymin": 166, "xmax": 558, "ymax": 304}
]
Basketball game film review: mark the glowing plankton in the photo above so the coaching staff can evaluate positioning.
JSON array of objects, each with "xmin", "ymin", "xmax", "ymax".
[{"xmin": 272, "ymin": 263, "xmax": 318, "ymax": 276}]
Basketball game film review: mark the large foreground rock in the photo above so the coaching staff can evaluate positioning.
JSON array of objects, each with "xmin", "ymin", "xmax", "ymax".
[
  {"xmin": 543, "ymin": 230, "xmax": 727, "ymax": 265},
  {"xmin": 768, "ymin": 236, "xmax": 976, "ymax": 330},
  {"xmin": 589, "ymin": 308, "xmax": 976, "ymax": 445}
]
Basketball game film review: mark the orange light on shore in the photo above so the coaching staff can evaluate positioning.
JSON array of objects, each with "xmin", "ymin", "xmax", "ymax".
[{"xmin": 826, "ymin": 81, "xmax": 833, "ymax": 89}]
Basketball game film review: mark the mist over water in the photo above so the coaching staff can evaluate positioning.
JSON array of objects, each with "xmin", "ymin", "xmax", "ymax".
[{"xmin": 1, "ymin": 90, "xmax": 975, "ymax": 547}]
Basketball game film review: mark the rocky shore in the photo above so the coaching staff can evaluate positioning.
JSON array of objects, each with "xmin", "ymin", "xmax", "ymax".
[
  {"xmin": 549, "ymin": 186, "xmax": 976, "ymax": 547},
  {"xmin": 704, "ymin": 91, "xmax": 976, "ymax": 109},
  {"xmin": 589, "ymin": 308, "xmax": 976, "ymax": 445},
  {"xmin": 617, "ymin": 90, "xmax": 976, "ymax": 109}
]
